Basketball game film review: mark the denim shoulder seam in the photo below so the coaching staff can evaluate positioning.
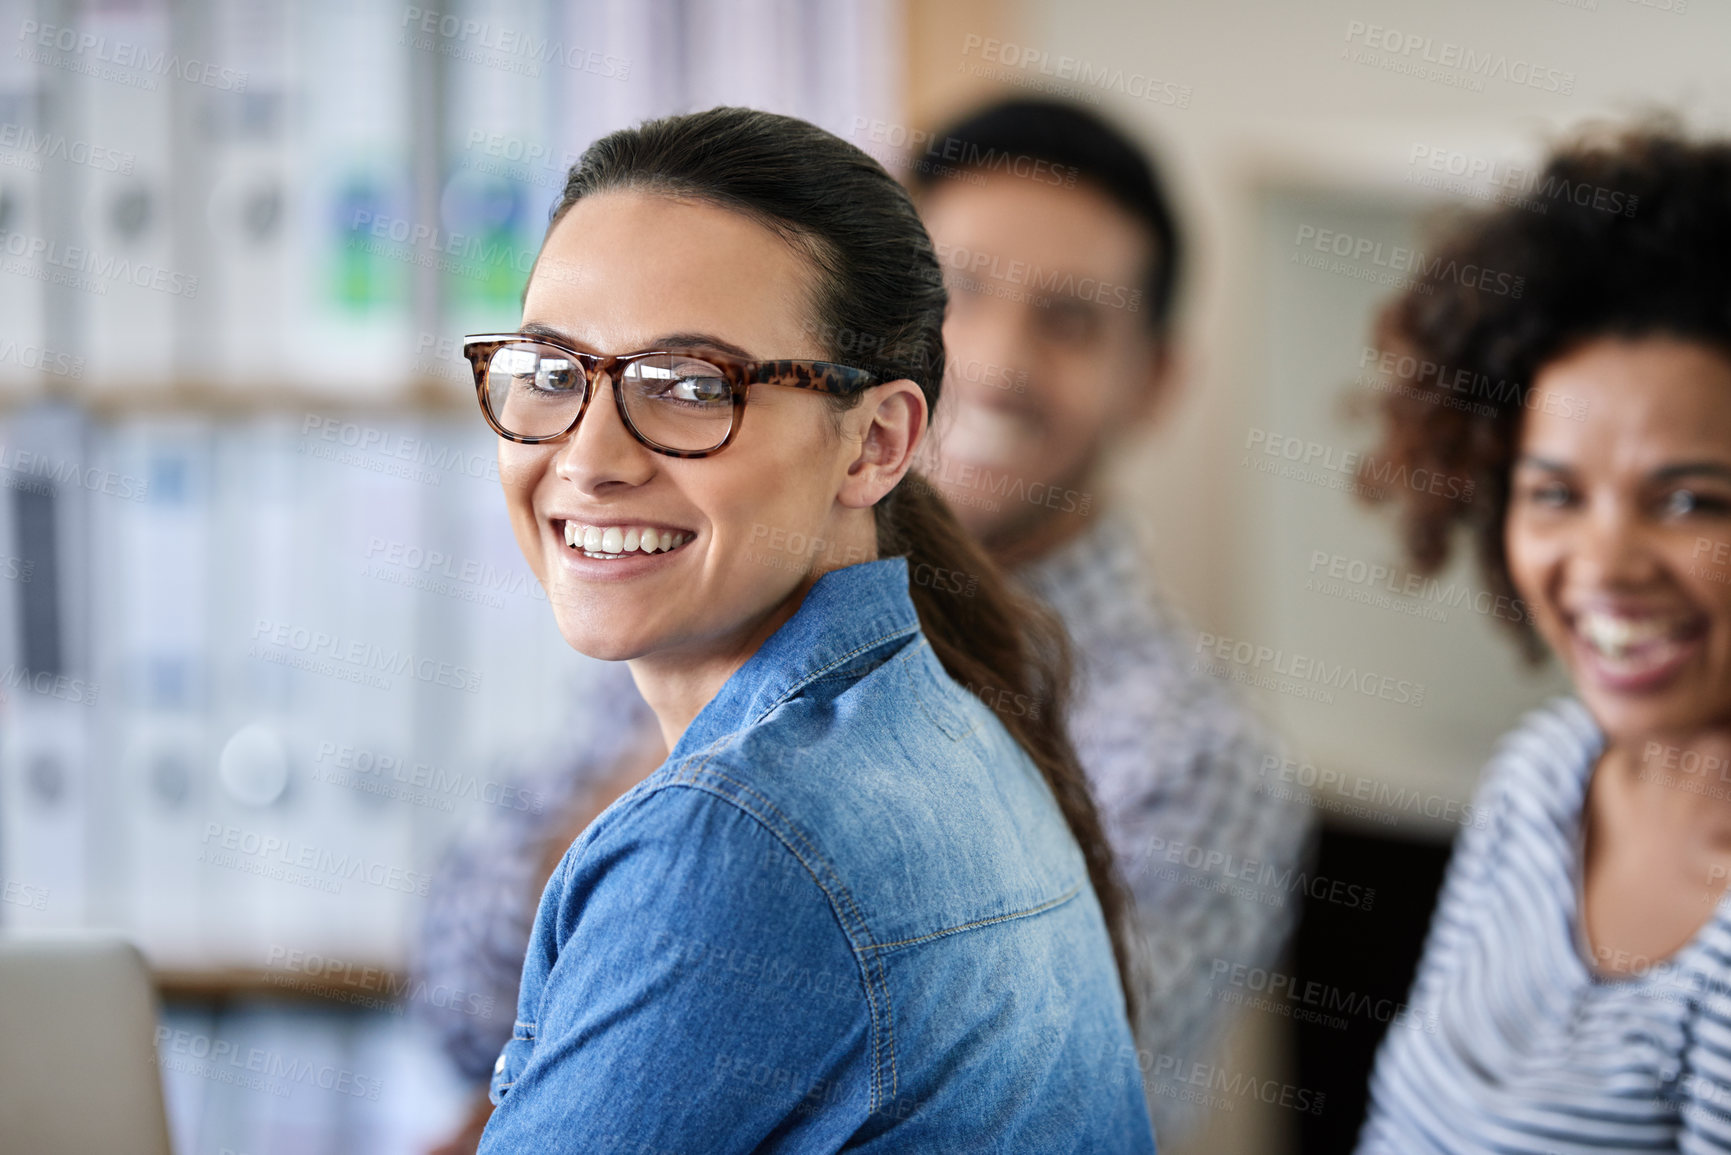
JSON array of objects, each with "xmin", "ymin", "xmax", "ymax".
[
  {"xmin": 898, "ymin": 640, "xmax": 979, "ymax": 742},
  {"xmin": 648, "ymin": 765, "xmax": 901, "ymax": 1111},
  {"xmin": 864, "ymin": 885, "xmax": 1084, "ymax": 956},
  {"xmin": 657, "ymin": 626, "xmax": 917, "ymax": 768},
  {"xmin": 755, "ymin": 622, "xmax": 919, "ymax": 723}
]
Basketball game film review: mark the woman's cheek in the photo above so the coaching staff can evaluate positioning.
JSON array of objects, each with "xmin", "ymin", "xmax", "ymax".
[
  {"xmin": 1505, "ymin": 517, "xmax": 1566, "ymax": 650},
  {"xmin": 1503, "ymin": 513, "xmax": 1540, "ymax": 604},
  {"xmin": 496, "ymin": 449, "xmax": 552, "ymax": 576},
  {"xmin": 1678, "ymin": 541, "xmax": 1731, "ymax": 669},
  {"xmin": 496, "ymin": 443, "xmax": 543, "ymax": 491}
]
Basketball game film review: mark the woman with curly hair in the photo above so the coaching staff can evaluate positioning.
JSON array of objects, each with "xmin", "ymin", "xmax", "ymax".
[{"xmin": 1356, "ymin": 127, "xmax": 1731, "ymax": 1153}]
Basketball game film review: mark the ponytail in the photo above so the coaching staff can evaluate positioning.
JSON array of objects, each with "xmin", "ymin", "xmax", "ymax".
[{"xmin": 876, "ymin": 475, "xmax": 1137, "ymax": 1024}]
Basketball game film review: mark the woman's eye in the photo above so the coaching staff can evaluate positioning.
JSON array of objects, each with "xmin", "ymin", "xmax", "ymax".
[
  {"xmin": 1521, "ymin": 480, "xmax": 1573, "ymax": 507},
  {"xmin": 629, "ymin": 357, "xmax": 730, "ymax": 404},
  {"xmin": 533, "ymin": 360, "xmax": 580, "ymax": 392},
  {"xmin": 669, "ymin": 376, "xmax": 728, "ymax": 403},
  {"xmin": 678, "ymin": 379, "xmax": 727, "ymax": 401},
  {"xmin": 1662, "ymin": 488, "xmax": 1731, "ymax": 517}
]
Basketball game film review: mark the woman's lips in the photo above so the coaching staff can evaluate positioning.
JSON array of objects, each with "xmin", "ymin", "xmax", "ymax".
[
  {"xmin": 1568, "ymin": 609, "xmax": 1706, "ymax": 693},
  {"xmin": 558, "ymin": 520, "xmax": 692, "ymax": 559}
]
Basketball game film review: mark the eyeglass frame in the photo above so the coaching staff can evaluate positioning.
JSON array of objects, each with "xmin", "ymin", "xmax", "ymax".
[{"xmin": 462, "ymin": 332, "xmax": 883, "ymax": 459}]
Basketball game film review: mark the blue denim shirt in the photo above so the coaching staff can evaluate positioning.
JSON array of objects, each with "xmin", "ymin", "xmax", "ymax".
[{"xmin": 479, "ymin": 558, "xmax": 1157, "ymax": 1153}]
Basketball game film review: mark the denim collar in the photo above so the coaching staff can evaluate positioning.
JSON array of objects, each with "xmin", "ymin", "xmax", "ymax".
[{"xmin": 668, "ymin": 557, "xmax": 921, "ymax": 763}]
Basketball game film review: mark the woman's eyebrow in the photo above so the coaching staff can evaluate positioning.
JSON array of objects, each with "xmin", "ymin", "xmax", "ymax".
[
  {"xmin": 649, "ymin": 332, "xmax": 757, "ymax": 359},
  {"xmin": 1514, "ymin": 454, "xmax": 1570, "ymax": 472},
  {"xmin": 520, "ymin": 320, "xmax": 580, "ymax": 344},
  {"xmin": 1652, "ymin": 461, "xmax": 1731, "ymax": 484},
  {"xmin": 514, "ymin": 323, "xmax": 757, "ymax": 360}
]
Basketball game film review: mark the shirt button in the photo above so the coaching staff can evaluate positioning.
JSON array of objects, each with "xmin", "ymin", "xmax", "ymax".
[{"xmin": 495, "ymin": 1054, "xmax": 507, "ymax": 1073}]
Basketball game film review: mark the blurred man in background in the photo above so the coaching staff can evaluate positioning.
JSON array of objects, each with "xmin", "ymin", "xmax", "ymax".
[{"xmin": 908, "ymin": 98, "xmax": 1310, "ymax": 1144}]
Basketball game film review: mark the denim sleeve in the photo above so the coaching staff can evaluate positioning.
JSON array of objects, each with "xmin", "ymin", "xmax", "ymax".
[
  {"xmin": 479, "ymin": 782, "xmax": 874, "ymax": 1153},
  {"xmin": 411, "ymin": 663, "xmax": 658, "ymax": 1082}
]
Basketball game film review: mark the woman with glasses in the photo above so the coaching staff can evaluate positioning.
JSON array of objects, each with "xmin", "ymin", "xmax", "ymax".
[
  {"xmin": 1356, "ymin": 128, "xmax": 1731, "ymax": 1152},
  {"xmin": 461, "ymin": 106, "xmax": 1155, "ymax": 1153}
]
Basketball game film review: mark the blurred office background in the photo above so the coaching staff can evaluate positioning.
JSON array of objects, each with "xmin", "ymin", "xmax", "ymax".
[{"xmin": 0, "ymin": 0, "xmax": 1723, "ymax": 1152}]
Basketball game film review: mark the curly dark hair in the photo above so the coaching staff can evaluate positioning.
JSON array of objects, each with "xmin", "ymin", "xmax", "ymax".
[{"xmin": 1358, "ymin": 123, "xmax": 1731, "ymax": 661}]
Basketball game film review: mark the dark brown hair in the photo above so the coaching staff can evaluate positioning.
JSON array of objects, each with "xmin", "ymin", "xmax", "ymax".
[
  {"xmin": 908, "ymin": 96, "xmax": 1184, "ymax": 338},
  {"xmin": 540, "ymin": 106, "xmax": 1137, "ymax": 1019},
  {"xmin": 1359, "ymin": 123, "xmax": 1731, "ymax": 661}
]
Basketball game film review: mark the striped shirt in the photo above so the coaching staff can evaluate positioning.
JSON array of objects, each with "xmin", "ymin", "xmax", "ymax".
[{"xmin": 1359, "ymin": 698, "xmax": 1731, "ymax": 1154}]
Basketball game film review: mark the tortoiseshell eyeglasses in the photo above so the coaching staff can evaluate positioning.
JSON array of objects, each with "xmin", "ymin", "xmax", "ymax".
[{"xmin": 462, "ymin": 333, "xmax": 881, "ymax": 458}]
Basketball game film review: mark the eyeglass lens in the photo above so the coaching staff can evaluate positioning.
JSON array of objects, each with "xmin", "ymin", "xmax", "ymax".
[{"xmin": 485, "ymin": 341, "xmax": 734, "ymax": 451}]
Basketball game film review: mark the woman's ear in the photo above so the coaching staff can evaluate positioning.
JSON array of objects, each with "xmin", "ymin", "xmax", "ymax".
[{"xmin": 838, "ymin": 379, "xmax": 927, "ymax": 510}]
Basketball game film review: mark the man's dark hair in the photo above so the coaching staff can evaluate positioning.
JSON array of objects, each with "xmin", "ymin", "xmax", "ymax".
[{"xmin": 908, "ymin": 97, "xmax": 1184, "ymax": 336}]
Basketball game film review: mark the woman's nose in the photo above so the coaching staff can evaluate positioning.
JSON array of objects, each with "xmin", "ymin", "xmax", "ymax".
[
  {"xmin": 553, "ymin": 376, "xmax": 655, "ymax": 488},
  {"xmin": 1570, "ymin": 500, "xmax": 1662, "ymax": 588},
  {"xmin": 946, "ymin": 312, "xmax": 1038, "ymax": 403}
]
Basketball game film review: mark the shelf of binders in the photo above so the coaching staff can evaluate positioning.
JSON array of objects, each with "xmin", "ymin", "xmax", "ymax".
[
  {"xmin": 0, "ymin": 0, "xmax": 551, "ymax": 415},
  {"xmin": 0, "ymin": 0, "xmax": 583, "ymax": 984},
  {"xmin": 0, "ymin": 402, "xmax": 605, "ymax": 978}
]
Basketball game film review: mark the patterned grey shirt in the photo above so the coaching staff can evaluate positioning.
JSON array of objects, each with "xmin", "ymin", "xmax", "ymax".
[
  {"xmin": 415, "ymin": 510, "xmax": 1310, "ymax": 1142},
  {"xmin": 1017, "ymin": 511, "xmax": 1312, "ymax": 1141}
]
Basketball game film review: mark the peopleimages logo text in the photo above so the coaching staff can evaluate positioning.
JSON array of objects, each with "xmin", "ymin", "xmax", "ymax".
[
  {"xmin": 1342, "ymin": 21, "xmax": 1575, "ymax": 94},
  {"xmin": 18, "ymin": 20, "xmax": 248, "ymax": 90},
  {"xmin": 0, "ymin": 228, "xmax": 199, "ymax": 298},
  {"xmin": 1294, "ymin": 224, "xmax": 1523, "ymax": 299}
]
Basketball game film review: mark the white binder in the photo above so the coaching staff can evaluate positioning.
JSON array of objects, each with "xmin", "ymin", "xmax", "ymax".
[
  {"xmin": 0, "ymin": 405, "xmax": 97, "ymax": 931},
  {"xmin": 0, "ymin": 0, "xmax": 47, "ymax": 401},
  {"xmin": 191, "ymin": 0, "xmax": 301, "ymax": 392},
  {"xmin": 203, "ymin": 415, "xmax": 303, "ymax": 964},
  {"xmin": 291, "ymin": 0, "xmax": 417, "ymax": 398},
  {"xmin": 92, "ymin": 417, "xmax": 215, "ymax": 965},
  {"xmin": 289, "ymin": 412, "xmax": 426, "ymax": 966},
  {"xmin": 71, "ymin": 0, "xmax": 179, "ymax": 395}
]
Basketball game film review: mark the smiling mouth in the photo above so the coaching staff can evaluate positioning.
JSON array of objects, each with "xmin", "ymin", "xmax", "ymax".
[
  {"xmin": 1571, "ymin": 608, "xmax": 1705, "ymax": 683},
  {"xmin": 560, "ymin": 521, "xmax": 693, "ymax": 560},
  {"xmin": 939, "ymin": 401, "xmax": 1038, "ymax": 469}
]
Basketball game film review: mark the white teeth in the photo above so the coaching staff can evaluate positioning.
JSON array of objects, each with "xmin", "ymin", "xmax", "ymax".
[
  {"xmin": 1577, "ymin": 612, "xmax": 1686, "ymax": 658},
  {"xmin": 562, "ymin": 522, "xmax": 691, "ymax": 557}
]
